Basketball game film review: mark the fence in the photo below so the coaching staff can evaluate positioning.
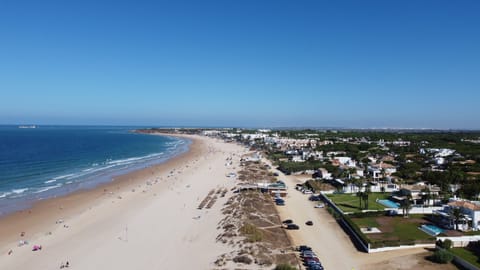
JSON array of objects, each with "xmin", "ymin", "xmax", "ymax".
[{"xmin": 320, "ymin": 192, "xmax": 437, "ymax": 253}]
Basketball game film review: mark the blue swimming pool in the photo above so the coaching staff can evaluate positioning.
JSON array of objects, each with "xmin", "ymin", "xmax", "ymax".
[
  {"xmin": 378, "ymin": 199, "xmax": 400, "ymax": 208},
  {"xmin": 420, "ymin": 224, "xmax": 444, "ymax": 236}
]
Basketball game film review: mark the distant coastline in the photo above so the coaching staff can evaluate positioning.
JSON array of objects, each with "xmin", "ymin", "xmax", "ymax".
[{"xmin": 18, "ymin": 125, "xmax": 36, "ymax": 129}]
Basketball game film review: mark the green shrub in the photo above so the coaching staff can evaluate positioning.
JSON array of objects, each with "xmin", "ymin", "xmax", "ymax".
[
  {"xmin": 443, "ymin": 239, "xmax": 453, "ymax": 250},
  {"xmin": 274, "ymin": 264, "xmax": 297, "ymax": 270},
  {"xmin": 432, "ymin": 249, "xmax": 454, "ymax": 264},
  {"xmin": 240, "ymin": 223, "xmax": 263, "ymax": 242},
  {"xmin": 436, "ymin": 239, "xmax": 453, "ymax": 250},
  {"xmin": 349, "ymin": 211, "xmax": 384, "ymax": 218}
]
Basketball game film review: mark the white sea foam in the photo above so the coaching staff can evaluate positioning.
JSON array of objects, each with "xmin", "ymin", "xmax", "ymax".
[
  {"xmin": 82, "ymin": 165, "xmax": 116, "ymax": 174},
  {"xmin": 33, "ymin": 184, "xmax": 62, "ymax": 194},
  {"xmin": 44, "ymin": 179, "xmax": 57, "ymax": 184},
  {"xmin": 53, "ymin": 174, "xmax": 75, "ymax": 180},
  {"xmin": 12, "ymin": 188, "xmax": 28, "ymax": 194},
  {"xmin": 0, "ymin": 192, "xmax": 12, "ymax": 199},
  {"xmin": 105, "ymin": 153, "xmax": 164, "ymax": 166}
]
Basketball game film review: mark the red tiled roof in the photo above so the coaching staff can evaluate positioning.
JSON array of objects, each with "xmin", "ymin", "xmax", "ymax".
[{"xmin": 448, "ymin": 201, "xmax": 480, "ymax": 211}]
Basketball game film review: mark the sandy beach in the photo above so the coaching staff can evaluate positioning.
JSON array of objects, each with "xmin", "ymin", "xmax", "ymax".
[{"xmin": 0, "ymin": 134, "xmax": 247, "ymax": 269}]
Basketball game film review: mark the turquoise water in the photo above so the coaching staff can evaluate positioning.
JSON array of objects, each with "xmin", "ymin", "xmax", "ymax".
[
  {"xmin": 378, "ymin": 199, "xmax": 400, "ymax": 208},
  {"xmin": 0, "ymin": 126, "xmax": 190, "ymax": 215},
  {"xmin": 421, "ymin": 224, "xmax": 444, "ymax": 236}
]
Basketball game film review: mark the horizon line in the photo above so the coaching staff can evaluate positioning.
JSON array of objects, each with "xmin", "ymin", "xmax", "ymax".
[{"xmin": 1, "ymin": 124, "xmax": 480, "ymax": 132}]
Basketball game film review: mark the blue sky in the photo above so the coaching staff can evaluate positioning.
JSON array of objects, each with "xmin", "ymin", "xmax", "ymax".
[{"xmin": 0, "ymin": 1, "xmax": 479, "ymax": 129}]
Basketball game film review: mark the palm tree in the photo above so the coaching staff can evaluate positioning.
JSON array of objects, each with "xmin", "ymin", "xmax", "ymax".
[
  {"xmin": 364, "ymin": 183, "xmax": 371, "ymax": 209},
  {"xmin": 450, "ymin": 207, "xmax": 465, "ymax": 230},
  {"xmin": 362, "ymin": 192, "xmax": 369, "ymax": 210},
  {"xmin": 356, "ymin": 191, "xmax": 364, "ymax": 210},
  {"xmin": 354, "ymin": 179, "xmax": 365, "ymax": 210},
  {"xmin": 421, "ymin": 187, "xmax": 432, "ymax": 207},
  {"xmin": 401, "ymin": 195, "xmax": 412, "ymax": 218}
]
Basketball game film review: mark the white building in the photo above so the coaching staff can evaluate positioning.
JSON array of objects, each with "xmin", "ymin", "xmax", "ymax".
[
  {"xmin": 446, "ymin": 200, "xmax": 480, "ymax": 231},
  {"xmin": 334, "ymin": 157, "xmax": 357, "ymax": 168}
]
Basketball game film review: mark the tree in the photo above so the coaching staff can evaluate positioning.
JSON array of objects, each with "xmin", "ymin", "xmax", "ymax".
[
  {"xmin": 421, "ymin": 187, "xmax": 432, "ymax": 207},
  {"xmin": 356, "ymin": 191, "xmax": 364, "ymax": 210},
  {"xmin": 450, "ymin": 207, "xmax": 465, "ymax": 230},
  {"xmin": 363, "ymin": 183, "xmax": 371, "ymax": 209},
  {"xmin": 401, "ymin": 195, "xmax": 412, "ymax": 217},
  {"xmin": 432, "ymin": 249, "xmax": 453, "ymax": 264},
  {"xmin": 362, "ymin": 192, "xmax": 369, "ymax": 210},
  {"xmin": 354, "ymin": 178, "xmax": 365, "ymax": 210}
]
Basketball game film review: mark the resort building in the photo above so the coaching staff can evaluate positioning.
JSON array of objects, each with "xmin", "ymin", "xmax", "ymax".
[{"xmin": 238, "ymin": 181, "xmax": 288, "ymax": 197}]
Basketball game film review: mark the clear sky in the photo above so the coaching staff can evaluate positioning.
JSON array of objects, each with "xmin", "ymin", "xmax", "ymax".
[{"xmin": 0, "ymin": 1, "xmax": 479, "ymax": 129}]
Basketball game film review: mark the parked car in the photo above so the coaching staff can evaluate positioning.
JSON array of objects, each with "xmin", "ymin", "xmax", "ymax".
[
  {"xmin": 309, "ymin": 195, "xmax": 321, "ymax": 201},
  {"xmin": 314, "ymin": 203, "xmax": 325, "ymax": 208},
  {"xmin": 301, "ymin": 251, "xmax": 316, "ymax": 258},
  {"xmin": 276, "ymin": 201, "xmax": 285, "ymax": 206},
  {"xmin": 307, "ymin": 264, "xmax": 324, "ymax": 270},
  {"xmin": 283, "ymin": 219, "xmax": 293, "ymax": 224},
  {"xmin": 297, "ymin": 245, "xmax": 312, "ymax": 251},
  {"xmin": 305, "ymin": 260, "xmax": 322, "ymax": 266},
  {"xmin": 305, "ymin": 220, "xmax": 313, "ymax": 226},
  {"xmin": 303, "ymin": 256, "xmax": 320, "ymax": 263},
  {"xmin": 286, "ymin": 224, "xmax": 300, "ymax": 230},
  {"xmin": 303, "ymin": 190, "xmax": 313, "ymax": 194}
]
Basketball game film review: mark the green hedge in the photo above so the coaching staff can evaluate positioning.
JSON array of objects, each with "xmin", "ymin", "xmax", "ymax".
[
  {"xmin": 348, "ymin": 211, "xmax": 385, "ymax": 218},
  {"xmin": 343, "ymin": 215, "xmax": 371, "ymax": 248}
]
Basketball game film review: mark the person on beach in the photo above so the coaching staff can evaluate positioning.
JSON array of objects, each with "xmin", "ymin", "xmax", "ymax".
[{"xmin": 59, "ymin": 261, "xmax": 69, "ymax": 268}]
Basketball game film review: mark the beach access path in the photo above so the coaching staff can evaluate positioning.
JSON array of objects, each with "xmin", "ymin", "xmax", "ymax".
[{"xmin": 0, "ymin": 135, "xmax": 247, "ymax": 270}]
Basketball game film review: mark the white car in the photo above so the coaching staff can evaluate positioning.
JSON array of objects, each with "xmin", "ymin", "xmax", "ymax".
[
  {"xmin": 303, "ymin": 190, "xmax": 313, "ymax": 194},
  {"xmin": 314, "ymin": 203, "xmax": 325, "ymax": 208}
]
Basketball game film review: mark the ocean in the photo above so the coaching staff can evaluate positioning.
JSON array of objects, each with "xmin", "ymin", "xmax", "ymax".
[{"xmin": 0, "ymin": 126, "xmax": 190, "ymax": 215}]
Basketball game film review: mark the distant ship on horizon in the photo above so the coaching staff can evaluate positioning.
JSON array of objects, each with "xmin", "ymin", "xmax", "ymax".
[{"xmin": 18, "ymin": 125, "xmax": 37, "ymax": 129}]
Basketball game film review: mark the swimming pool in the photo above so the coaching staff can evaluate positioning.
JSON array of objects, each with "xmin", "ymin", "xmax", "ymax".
[
  {"xmin": 420, "ymin": 224, "xmax": 444, "ymax": 236},
  {"xmin": 378, "ymin": 199, "xmax": 400, "ymax": 208}
]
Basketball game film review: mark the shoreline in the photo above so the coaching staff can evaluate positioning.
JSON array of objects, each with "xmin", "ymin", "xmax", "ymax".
[
  {"xmin": 0, "ymin": 133, "xmax": 197, "ymax": 250},
  {"xmin": 0, "ymin": 130, "xmax": 191, "ymax": 217},
  {"xmin": 0, "ymin": 133, "xmax": 248, "ymax": 269}
]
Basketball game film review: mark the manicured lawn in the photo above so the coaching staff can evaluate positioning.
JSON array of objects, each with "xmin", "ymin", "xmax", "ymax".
[
  {"xmin": 351, "ymin": 214, "xmax": 436, "ymax": 245},
  {"xmin": 326, "ymin": 193, "xmax": 390, "ymax": 213},
  {"xmin": 352, "ymin": 217, "xmax": 379, "ymax": 228},
  {"xmin": 389, "ymin": 215, "xmax": 434, "ymax": 241},
  {"xmin": 451, "ymin": 247, "xmax": 480, "ymax": 268}
]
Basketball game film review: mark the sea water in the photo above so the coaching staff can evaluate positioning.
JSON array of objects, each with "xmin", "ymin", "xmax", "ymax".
[{"xmin": 0, "ymin": 126, "xmax": 190, "ymax": 215}]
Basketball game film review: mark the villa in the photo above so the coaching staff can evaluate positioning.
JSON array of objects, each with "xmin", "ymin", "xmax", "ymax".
[{"xmin": 432, "ymin": 200, "xmax": 480, "ymax": 231}]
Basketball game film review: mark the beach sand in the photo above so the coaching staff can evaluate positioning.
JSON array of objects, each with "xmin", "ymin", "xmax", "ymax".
[{"xmin": 0, "ymin": 134, "xmax": 247, "ymax": 269}]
